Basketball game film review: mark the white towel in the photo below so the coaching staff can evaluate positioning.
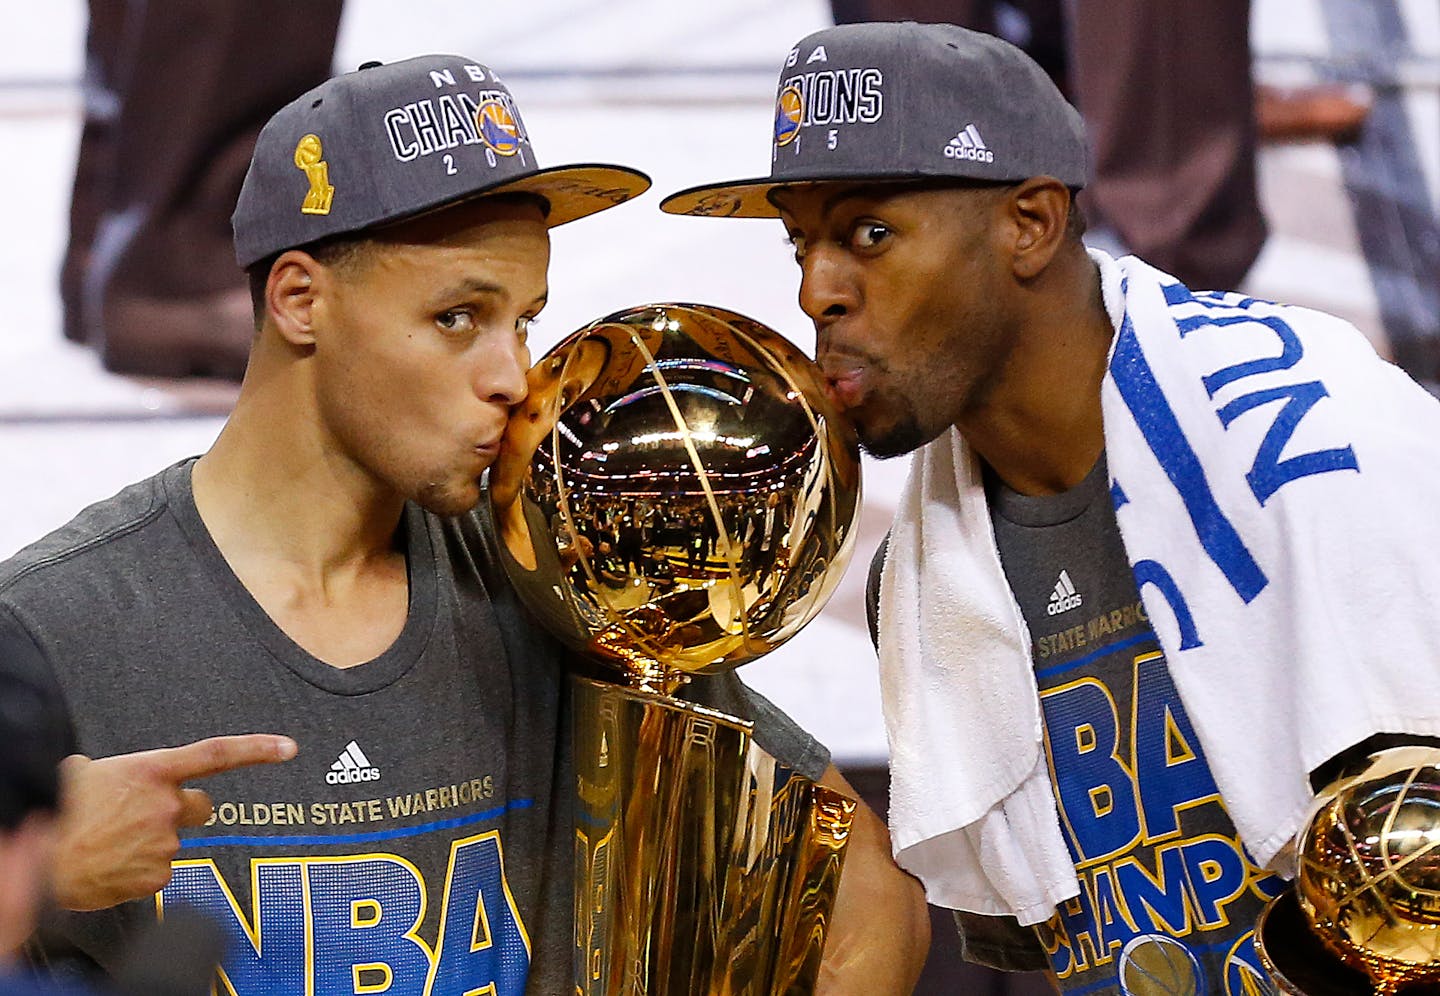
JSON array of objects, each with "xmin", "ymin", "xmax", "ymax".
[
  {"xmin": 877, "ymin": 426, "xmax": 1080, "ymax": 923},
  {"xmin": 880, "ymin": 249, "xmax": 1440, "ymax": 922}
]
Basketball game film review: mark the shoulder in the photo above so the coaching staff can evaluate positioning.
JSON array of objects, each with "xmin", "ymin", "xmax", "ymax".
[
  {"xmin": 0, "ymin": 469, "xmax": 174, "ymax": 602},
  {"xmin": 685, "ymin": 672, "xmax": 830, "ymax": 780},
  {"xmin": 422, "ymin": 499, "xmax": 567, "ymax": 667},
  {"xmin": 1120, "ymin": 257, "xmax": 1377, "ymax": 356},
  {"xmin": 420, "ymin": 498, "xmax": 509, "ymax": 603},
  {"xmin": 0, "ymin": 466, "xmax": 200, "ymax": 659}
]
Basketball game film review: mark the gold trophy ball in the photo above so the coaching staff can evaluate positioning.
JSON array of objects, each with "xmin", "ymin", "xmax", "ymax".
[
  {"xmin": 490, "ymin": 303, "xmax": 861, "ymax": 693},
  {"xmin": 1294, "ymin": 746, "xmax": 1440, "ymax": 994}
]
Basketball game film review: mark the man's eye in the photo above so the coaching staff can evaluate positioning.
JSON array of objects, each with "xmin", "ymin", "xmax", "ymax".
[
  {"xmin": 785, "ymin": 233, "xmax": 807, "ymax": 263},
  {"xmin": 850, "ymin": 221, "xmax": 891, "ymax": 249},
  {"xmin": 437, "ymin": 309, "xmax": 476, "ymax": 335},
  {"xmin": 516, "ymin": 315, "xmax": 538, "ymax": 343}
]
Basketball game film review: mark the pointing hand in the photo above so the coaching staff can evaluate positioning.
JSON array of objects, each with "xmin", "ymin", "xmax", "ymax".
[{"xmin": 53, "ymin": 734, "xmax": 297, "ymax": 911}]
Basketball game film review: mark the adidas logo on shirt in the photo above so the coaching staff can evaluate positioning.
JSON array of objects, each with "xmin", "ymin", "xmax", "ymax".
[
  {"xmin": 326, "ymin": 740, "xmax": 381, "ymax": 784},
  {"xmin": 1046, "ymin": 570, "xmax": 1083, "ymax": 616},
  {"xmin": 943, "ymin": 124, "xmax": 994, "ymax": 163}
]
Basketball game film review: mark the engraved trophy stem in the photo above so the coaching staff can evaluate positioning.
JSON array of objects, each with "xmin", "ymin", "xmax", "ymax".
[{"xmin": 573, "ymin": 677, "xmax": 854, "ymax": 995}]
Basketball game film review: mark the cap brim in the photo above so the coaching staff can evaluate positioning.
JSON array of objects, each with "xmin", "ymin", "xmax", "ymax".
[
  {"xmin": 659, "ymin": 176, "xmax": 785, "ymax": 219},
  {"xmin": 491, "ymin": 164, "xmax": 652, "ymax": 226},
  {"xmin": 659, "ymin": 165, "xmax": 1071, "ymax": 217},
  {"xmin": 660, "ymin": 167, "xmax": 967, "ymax": 218}
]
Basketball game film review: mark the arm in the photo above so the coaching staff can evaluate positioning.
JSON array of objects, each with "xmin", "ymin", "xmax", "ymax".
[{"xmin": 815, "ymin": 764, "xmax": 930, "ymax": 995}]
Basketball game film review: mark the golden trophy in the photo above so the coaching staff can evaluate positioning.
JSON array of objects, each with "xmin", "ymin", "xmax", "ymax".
[
  {"xmin": 490, "ymin": 303, "xmax": 863, "ymax": 995},
  {"xmin": 1255, "ymin": 746, "xmax": 1440, "ymax": 995}
]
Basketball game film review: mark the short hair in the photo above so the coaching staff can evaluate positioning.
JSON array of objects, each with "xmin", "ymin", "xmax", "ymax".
[
  {"xmin": 982, "ymin": 179, "xmax": 1087, "ymax": 244},
  {"xmin": 0, "ymin": 624, "xmax": 74, "ymax": 830},
  {"xmin": 246, "ymin": 235, "xmax": 374, "ymax": 330},
  {"xmin": 1064, "ymin": 188, "xmax": 1088, "ymax": 243}
]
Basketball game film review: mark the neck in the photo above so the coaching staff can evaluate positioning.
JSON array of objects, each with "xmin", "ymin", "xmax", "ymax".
[
  {"xmin": 193, "ymin": 352, "xmax": 404, "ymax": 578},
  {"xmin": 958, "ymin": 248, "xmax": 1113, "ymax": 496}
]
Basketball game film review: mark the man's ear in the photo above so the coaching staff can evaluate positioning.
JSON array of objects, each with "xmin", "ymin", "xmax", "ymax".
[
  {"xmin": 1005, "ymin": 177, "xmax": 1072, "ymax": 280},
  {"xmin": 264, "ymin": 250, "xmax": 325, "ymax": 347}
]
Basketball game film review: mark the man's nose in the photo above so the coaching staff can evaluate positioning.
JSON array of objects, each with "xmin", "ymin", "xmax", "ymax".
[
  {"xmin": 797, "ymin": 248, "xmax": 856, "ymax": 328},
  {"xmin": 479, "ymin": 337, "xmax": 531, "ymax": 407}
]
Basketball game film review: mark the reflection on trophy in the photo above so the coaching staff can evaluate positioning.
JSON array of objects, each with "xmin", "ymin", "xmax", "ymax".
[
  {"xmin": 1255, "ymin": 746, "xmax": 1440, "ymax": 995},
  {"xmin": 490, "ymin": 303, "xmax": 863, "ymax": 994}
]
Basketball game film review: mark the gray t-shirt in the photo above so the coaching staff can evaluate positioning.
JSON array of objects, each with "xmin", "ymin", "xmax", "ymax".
[
  {"xmin": 0, "ymin": 460, "xmax": 827, "ymax": 995},
  {"xmin": 983, "ymin": 455, "xmax": 1284, "ymax": 994}
]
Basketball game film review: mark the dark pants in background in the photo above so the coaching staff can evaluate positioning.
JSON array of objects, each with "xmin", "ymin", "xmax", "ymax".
[{"xmin": 63, "ymin": 1, "xmax": 343, "ymax": 377}]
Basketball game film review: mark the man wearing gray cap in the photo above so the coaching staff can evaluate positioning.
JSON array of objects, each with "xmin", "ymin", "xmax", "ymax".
[
  {"xmin": 665, "ymin": 21, "xmax": 1440, "ymax": 992},
  {"xmin": 1, "ymin": 56, "xmax": 926, "ymax": 993}
]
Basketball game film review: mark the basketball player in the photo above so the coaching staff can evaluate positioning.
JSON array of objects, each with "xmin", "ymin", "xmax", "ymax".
[
  {"xmin": 663, "ymin": 22, "xmax": 1440, "ymax": 991},
  {"xmin": 2, "ymin": 56, "xmax": 928, "ymax": 993}
]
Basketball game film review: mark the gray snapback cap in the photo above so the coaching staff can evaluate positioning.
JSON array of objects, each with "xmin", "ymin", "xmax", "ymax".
[
  {"xmin": 660, "ymin": 22, "xmax": 1087, "ymax": 218},
  {"xmin": 234, "ymin": 55, "xmax": 651, "ymax": 267}
]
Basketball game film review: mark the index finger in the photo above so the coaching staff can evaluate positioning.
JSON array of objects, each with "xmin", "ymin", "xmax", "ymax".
[{"xmin": 146, "ymin": 734, "xmax": 298, "ymax": 783}]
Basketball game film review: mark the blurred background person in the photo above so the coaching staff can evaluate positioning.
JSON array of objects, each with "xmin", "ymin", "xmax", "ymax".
[
  {"xmin": 0, "ymin": 629, "xmax": 77, "ymax": 993},
  {"xmin": 62, "ymin": 1, "xmax": 342, "ymax": 379}
]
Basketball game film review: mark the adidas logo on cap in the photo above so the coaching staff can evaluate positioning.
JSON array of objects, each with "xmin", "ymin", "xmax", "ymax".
[
  {"xmin": 943, "ymin": 124, "xmax": 994, "ymax": 163},
  {"xmin": 326, "ymin": 740, "xmax": 381, "ymax": 784},
  {"xmin": 1046, "ymin": 570, "xmax": 1083, "ymax": 616}
]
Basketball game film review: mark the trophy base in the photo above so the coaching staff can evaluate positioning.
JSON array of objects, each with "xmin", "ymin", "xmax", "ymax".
[
  {"xmin": 1256, "ymin": 889, "xmax": 1440, "ymax": 996},
  {"xmin": 572, "ymin": 675, "xmax": 854, "ymax": 996}
]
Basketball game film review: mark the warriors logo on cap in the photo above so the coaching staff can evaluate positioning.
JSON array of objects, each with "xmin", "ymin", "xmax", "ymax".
[
  {"xmin": 774, "ymin": 85, "xmax": 803, "ymax": 148},
  {"xmin": 658, "ymin": 23, "xmax": 1090, "ymax": 220},
  {"xmin": 476, "ymin": 99, "xmax": 522, "ymax": 157}
]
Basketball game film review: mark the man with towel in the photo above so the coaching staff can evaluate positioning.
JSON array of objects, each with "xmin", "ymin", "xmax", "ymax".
[{"xmin": 661, "ymin": 21, "xmax": 1440, "ymax": 991}]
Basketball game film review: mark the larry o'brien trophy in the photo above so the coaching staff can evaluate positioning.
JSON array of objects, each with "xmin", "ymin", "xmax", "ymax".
[
  {"xmin": 489, "ymin": 303, "xmax": 862, "ymax": 994},
  {"xmin": 1255, "ymin": 746, "xmax": 1440, "ymax": 995}
]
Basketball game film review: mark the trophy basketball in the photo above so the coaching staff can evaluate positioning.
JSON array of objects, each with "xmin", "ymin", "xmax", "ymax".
[
  {"xmin": 1255, "ymin": 746, "xmax": 1440, "ymax": 995},
  {"xmin": 489, "ymin": 303, "xmax": 863, "ymax": 994}
]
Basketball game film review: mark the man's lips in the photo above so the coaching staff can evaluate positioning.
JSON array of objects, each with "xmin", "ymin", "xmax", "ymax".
[{"xmin": 821, "ymin": 363, "xmax": 868, "ymax": 410}]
